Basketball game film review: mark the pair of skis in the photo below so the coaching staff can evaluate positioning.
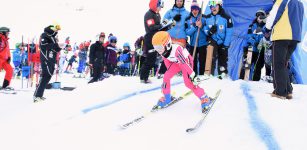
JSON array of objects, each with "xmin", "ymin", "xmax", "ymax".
[
  {"xmin": 120, "ymin": 90, "xmax": 193, "ymax": 129},
  {"xmin": 120, "ymin": 89, "xmax": 221, "ymax": 133}
]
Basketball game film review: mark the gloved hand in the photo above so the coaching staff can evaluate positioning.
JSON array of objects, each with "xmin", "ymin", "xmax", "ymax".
[
  {"xmin": 208, "ymin": 25, "xmax": 217, "ymax": 36},
  {"xmin": 220, "ymin": 44, "xmax": 229, "ymax": 51},
  {"xmin": 7, "ymin": 57, "xmax": 11, "ymax": 64},
  {"xmin": 173, "ymin": 14, "xmax": 181, "ymax": 22},
  {"xmin": 195, "ymin": 20, "xmax": 202, "ymax": 28},
  {"xmin": 189, "ymin": 72, "xmax": 201, "ymax": 86},
  {"xmin": 262, "ymin": 27, "xmax": 271, "ymax": 40},
  {"xmin": 161, "ymin": 19, "xmax": 176, "ymax": 30}
]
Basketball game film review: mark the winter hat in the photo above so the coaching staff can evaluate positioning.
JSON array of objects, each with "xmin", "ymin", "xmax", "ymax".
[
  {"xmin": 0, "ymin": 27, "xmax": 10, "ymax": 34},
  {"xmin": 109, "ymin": 36, "xmax": 117, "ymax": 43},
  {"xmin": 191, "ymin": 0, "xmax": 200, "ymax": 11},
  {"xmin": 123, "ymin": 42, "xmax": 130, "ymax": 48},
  {"xmin": 99, "ymin": 32, "xmax": 106, "ymax": 38},
  {"xmin": 256, "ymin": 9, "xmax": 266, "ymax": 17}
]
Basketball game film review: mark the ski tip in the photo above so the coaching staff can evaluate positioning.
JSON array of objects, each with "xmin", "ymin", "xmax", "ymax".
[
  {"xmin": 186, "ymin": 128, "xmax": 194, "ymax": 133},
  {"xmin": 118, "ymin": 125, "xmax": 128, "ymax": 130}
]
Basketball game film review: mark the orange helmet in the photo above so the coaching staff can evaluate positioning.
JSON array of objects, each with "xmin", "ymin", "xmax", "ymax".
[{"xmin": 152, "ymin": 31, "xmax": 172, "ymax": 55}]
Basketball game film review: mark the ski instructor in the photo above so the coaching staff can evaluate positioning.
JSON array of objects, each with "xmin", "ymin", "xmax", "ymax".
[{"xmin": 33, "ymin": 24, "xmax": 63, "ymax": 102}]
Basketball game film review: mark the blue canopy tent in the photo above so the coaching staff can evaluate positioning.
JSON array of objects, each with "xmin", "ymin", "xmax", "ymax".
[{"xmin": 211, "ymin": 0, "xmax": 307, "ymax": 84}]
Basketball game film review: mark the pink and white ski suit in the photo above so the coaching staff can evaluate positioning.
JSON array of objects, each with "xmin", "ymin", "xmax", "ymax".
[{"xmin": 161, "ymin": 44, "xmax": 205, "ymax": 99}]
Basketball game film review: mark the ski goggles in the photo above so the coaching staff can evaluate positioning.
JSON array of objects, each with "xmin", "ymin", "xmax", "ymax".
[
  {"xmin": 208, "ymin": 1, "xmax": 222, "ymax": 8},
  {"xmin": 153, "ymin": 45, "xmax": 165, "ymax": 54},
  {"xmin": 157, "ymin": 0, "xmax": 164, "ymax": 8}
]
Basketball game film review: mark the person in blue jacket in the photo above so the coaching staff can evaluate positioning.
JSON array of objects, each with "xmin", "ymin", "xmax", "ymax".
[
  {"xmin": 204, "ymin": 0, "xmax": 233, "ymax": 78},
  {"xmin": 118, "ymin": 42, "xmax": 131, "ymax": 76},
  {"xmin": 185, "ymin": 0, "xmax": 207, "ymax": 76},
  {"xmin": 241, "ymin": 9, "xmax": 268, "ymax": 81},
  {"xmin": 163, "ymin": 0, "xmax": 190, "ymax": 47},
  {"xmin": 77, "ymin": 42, "xmax": 88, "ymax": 74},
  {"xmin": 12, "ymin": 43, "xmax": 23, "ymax": 78}
]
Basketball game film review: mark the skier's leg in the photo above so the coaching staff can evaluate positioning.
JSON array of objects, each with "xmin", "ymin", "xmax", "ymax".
[{"xmin": 2, "ymin": 61, "xmax": 13, "ymax": 88}]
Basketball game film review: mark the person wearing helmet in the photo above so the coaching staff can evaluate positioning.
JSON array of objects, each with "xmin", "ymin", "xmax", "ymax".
[
  {"xmin": 185, "ymin": 0, "xmax": 208, "ymax": 76},
  {"xmin": 240, "ymin": 9, "xmax": 268, "ymax": 81},
  {"xmin": 264, "ymin": 0, "xmax": 304, "ymax": 99},
  {"xmin": 33, "ymin": 24, "xmax": 63, "ymax": 102},
  {"xmin": 12, "ymin": 43, "xmax": 24, "ymax": 78},
  {"xmin": 88, "ymin": 32, "xmax": 106, "ymax": 83},
  {"xmin": 152, "ymin": 31, "xmax": 212, "ymax": 113},
  {"xmin": 204, "ymin": 0, "xmax": 233, "ymax": 79},
  {"xmin": 118, "ymin": 42, "xmax": 132, "ymax": 76},
  {"xmin": 0, "ymin": 27, "xmax": 14, "ymax": 90},
  {"xmin": 105, "ymin": 36, "xmax": 118, "ymax": 75},
  {"xmin": 140, "ymin": 0, "xmax": 165, "ymax": 83}
]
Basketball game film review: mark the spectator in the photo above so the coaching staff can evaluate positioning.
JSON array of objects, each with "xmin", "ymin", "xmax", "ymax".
[{"xmin": 264, "ymin": 0, "xmax": 304, "ymax": 99}]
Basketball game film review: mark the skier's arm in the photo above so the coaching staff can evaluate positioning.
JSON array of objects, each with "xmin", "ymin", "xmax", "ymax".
[{"xmin": 175, "ymin": 47, "xmax": 194, "ymax": 75}]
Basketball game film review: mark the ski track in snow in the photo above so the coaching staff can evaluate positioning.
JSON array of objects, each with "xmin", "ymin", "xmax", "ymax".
[
  {"xmin": 241, "ymin": 83, "xmax": 280, "ymax": 150},
  {"xmin": 82, "ymin": 81, "xmax": 183, "ymax": 114}
]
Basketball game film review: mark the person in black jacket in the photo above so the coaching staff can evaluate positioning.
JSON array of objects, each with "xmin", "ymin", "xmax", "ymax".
[
  {"xmin": 33, "ymin": 24, "xmax": 63, "ymax": 102},
  {"xmin": 88, "ymin": 32, "xmax": 106, "ymax": 83},
  {"xmin": 140, "ymin": 0, "xmax": 173, "ymax": 83}
]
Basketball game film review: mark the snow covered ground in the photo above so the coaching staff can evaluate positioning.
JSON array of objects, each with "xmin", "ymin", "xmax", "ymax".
[{"xmin": 0, "ymin": 72, "xmax": 307, "ymax": 150}]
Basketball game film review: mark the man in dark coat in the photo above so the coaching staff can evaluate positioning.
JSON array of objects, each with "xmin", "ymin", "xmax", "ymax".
[
  {"xmin": 33, "ymin": 24, "xmax": 63, "ymax": 102},
  {"xmin": 88, "ymin": 32, "xmax": 106, "ymax": 83}
]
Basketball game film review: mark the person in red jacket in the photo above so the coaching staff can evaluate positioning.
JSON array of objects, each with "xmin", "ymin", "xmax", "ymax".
[{"xmin": 0, "ymin": 27, "xmax": 13, "ymax": 90}]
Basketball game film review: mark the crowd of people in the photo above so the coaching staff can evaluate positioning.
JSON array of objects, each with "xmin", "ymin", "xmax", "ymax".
[{"xmin": 0, "ymin": 0, "xmax": 304, "ymax": 105}]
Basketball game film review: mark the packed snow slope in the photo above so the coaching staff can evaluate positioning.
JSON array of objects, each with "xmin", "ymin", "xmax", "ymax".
[{"xmin": 0, "ymin": 72, "xmax": 307, "ymax": 150}]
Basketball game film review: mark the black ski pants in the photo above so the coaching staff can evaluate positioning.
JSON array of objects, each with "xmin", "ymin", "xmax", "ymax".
[
  {"xmin": 34, "ymin": 61, "xmax": 55, "ymax": 97},
  {"xmin": 251, "ymin": 49, "xmax": 265, "ymax": 81},
  {"xmin": 189, "ymin": 45, "xmax": 207, "ymax": 75},
  {"xmin": 272, "ymin": 40, "xmax": 297, "ymax": 97},
  {"xmin": 140, "ymin": 51, "xmax": 158, "ymax": 81},
  {"xmin": 89, "ymin": 63, "xmax": 103, "ymax": 83}
]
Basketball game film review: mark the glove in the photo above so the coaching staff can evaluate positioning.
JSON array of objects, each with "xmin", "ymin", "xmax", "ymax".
[
  {"xmin": 189, "ymin": 72, "xmax": 201, "ymax": 86},
  {"xmin": 208, "ymin": 25, "xmax": 217, "ymax": 36},
  {"xmin": 220, "ymin": 44, "xmax": 229, "ymax": 51},
  {"xmin": 173, "ymin": 14, "xmax": 181, "ymax": 22},
  {"xmin": 263, "ymin": 27, "xmax": 271, "ymax": 41},
  {"xmin": 161, "ymin": 19, "xmax": 176, "ymax": 30},
  {"xmin": 6, "ymin": 57, "xmax": 11, "ymax": 64}
]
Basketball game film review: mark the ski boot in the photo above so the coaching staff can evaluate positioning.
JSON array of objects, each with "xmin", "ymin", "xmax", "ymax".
[
  {"xmin": 200, "ymin": 95, "xmax": 212, "ymax": 113},
  {"xmin": 140, "ymin": 79, "xmax": 152, "ymax": 84},
  {"xmin": 152, "ymin": 94, "xmax": 176, "ymax": 110},
  {"xmin": 33, "ymin": 96, "xmax": 46, "ymax": 103}
]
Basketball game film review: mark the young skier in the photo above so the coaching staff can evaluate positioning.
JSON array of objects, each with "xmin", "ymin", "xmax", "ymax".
[{"xmin": 152, "ymin": 31, "xmax": 212, "ymax": 113}]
